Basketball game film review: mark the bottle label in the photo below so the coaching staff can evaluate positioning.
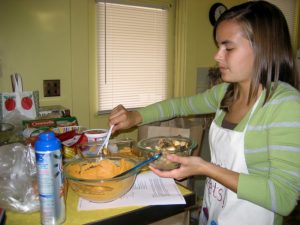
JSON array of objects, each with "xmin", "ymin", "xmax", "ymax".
[{"xmin": 36, "ymin": 149, "xmax": 65, "ymax": 225}]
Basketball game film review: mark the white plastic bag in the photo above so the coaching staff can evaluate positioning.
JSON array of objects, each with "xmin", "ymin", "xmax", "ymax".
[{"xmin": 0, "ymin": 143, "xmax": 39, "ymax": 213}]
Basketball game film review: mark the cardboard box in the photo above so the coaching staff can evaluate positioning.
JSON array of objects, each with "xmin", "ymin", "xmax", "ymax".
[
  {"xmin": 23, "ymin": 116, "xmax": 78, "ymax": 129},
  {"xmin": 39, "ymin": 105, "xmax": 71, "ymax": 118}
]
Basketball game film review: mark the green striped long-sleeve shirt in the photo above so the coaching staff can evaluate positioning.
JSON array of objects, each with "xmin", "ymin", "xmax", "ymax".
[{"xmin": 137, "ymin": 81, "xmax": 300, "ymax": 225}]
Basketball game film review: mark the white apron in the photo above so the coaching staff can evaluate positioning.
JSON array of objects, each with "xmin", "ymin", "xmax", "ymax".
[{"xmin": 199, "ymin": 98, "xmax": 274, "ymax": 225}]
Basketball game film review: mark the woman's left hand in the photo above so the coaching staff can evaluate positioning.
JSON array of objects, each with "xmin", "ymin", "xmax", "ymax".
[
  {"xmin": 149, "ymin": 154, "xmax": 209, "ymax": 180},
  {"xmin": 149, "ymin": 154, "xmax": 240, "ymax": 193}
]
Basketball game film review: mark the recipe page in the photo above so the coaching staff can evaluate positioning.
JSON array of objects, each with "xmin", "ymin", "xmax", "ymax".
[{"xmin": 78, "ymin": 171, "xmax": 186, "ymax": 210}]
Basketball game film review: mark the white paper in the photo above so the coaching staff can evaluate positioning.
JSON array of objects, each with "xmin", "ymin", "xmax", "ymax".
[{"xmin": 78, "ymin": 171, "xmax": 186, "ymax": 211}]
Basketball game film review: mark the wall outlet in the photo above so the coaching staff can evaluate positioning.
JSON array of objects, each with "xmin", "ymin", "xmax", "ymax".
[{"xmin": 43, "ymin": 79, "xmax": 60, "ymax": 97}]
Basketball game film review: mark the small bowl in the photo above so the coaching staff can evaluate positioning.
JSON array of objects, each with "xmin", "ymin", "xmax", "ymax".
[
  {"xmin": 76, "ymin": 138, "xmax": 143, "ymax": 159},
  {"xmin": 0, "ymin": 123, "xmax": 14, "ymax": 144},
  {"xmin": 63, "ymin": 156, "xmax": 138, "ymax": 202},
  {"xmin": 76, "ymin": 141, "xmax": 105, "ymax": 158},
  {"xmin": 108, "ymin": 138, "xmax": 147, "ymax": 167},
  {"xmin": 137, "ymin": 136, "xmax": 196, "ymax": 171},
  {"xmin": 107, "ymin": 138, "xmax": 134, "ymax": 153}
]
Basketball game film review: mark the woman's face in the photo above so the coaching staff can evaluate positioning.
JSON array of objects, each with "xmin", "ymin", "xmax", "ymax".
[{"xmin": 214, "ymin": 20, "xmax": 254, "ymax": 86}]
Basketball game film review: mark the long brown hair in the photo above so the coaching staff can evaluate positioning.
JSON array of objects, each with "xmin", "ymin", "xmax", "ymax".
[{"xmin": 214, "ymin": 1, "xmax": 299, "ymax": 111}]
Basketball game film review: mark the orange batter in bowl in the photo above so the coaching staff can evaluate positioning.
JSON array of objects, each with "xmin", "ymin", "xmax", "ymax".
[
  {"xmin": 67, "ymin": 158, "xmax": 134, "ymax": 179},
  {"xmin": 64, "ymin": 157, "xmax": 138, "ymax": 202}
]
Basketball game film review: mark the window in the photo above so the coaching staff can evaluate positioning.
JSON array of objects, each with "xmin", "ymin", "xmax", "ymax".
[
  {"xmin": 257, "ymin": 0, "xmax": 297, "ymax": 47},
  {"xmin": 96, "ymin": 1, "xmax": 171, "ymax": 113}
]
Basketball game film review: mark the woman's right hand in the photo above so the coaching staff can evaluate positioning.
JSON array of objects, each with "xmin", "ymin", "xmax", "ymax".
[{"xmin": 108, "ymin": 104, "xmax": 142, "ymax": 133}]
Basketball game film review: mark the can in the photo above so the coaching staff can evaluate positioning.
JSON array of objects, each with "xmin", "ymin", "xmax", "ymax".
[{"xmin": 35, "ymin": 131, "xmax": 65, "ymax": 225}]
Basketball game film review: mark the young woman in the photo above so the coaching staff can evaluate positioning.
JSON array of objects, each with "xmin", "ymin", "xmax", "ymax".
[{"xmin": 109, "ymin": 1, "xmax": 300, "ymax": 224}]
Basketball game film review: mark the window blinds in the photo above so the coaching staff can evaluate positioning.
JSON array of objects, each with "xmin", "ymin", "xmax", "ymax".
[
  {"xmin": 96, "ymin": 2, "xmax": 168, "ymax": 113},
  {"xmin": 260, "ymin": 0, "xmax": 297, "ymax": 40}
]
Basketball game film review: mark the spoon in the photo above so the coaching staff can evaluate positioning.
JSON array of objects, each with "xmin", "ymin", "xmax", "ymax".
[
  {"xmin": 96, "ymin": 124, "xmax": 114, "ymax": 156},
  {"xmin": 113, "ymin": 153, "xmax": 162, "ymax": 178},
  {"xmin": 104, "ymin": 124, "xmax": 114, "ymax": 149}
]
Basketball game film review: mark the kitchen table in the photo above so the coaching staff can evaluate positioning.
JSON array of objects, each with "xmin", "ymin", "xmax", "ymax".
[{"xmin": 6, "ymin": 183, "xmax": 196, "ymax": 225}]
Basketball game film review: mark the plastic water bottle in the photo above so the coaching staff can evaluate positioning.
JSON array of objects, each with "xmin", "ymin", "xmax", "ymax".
[{"xmin": 35, "ymin": 131, "xmax": 66, "ymax": 225}]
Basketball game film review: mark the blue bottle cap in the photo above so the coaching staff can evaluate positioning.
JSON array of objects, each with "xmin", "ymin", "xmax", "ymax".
[
  {"xmin": 35, "ymin": 131, "xmax": 61, "ymax": 151},
  {"xmin": 211, "ymin": 220, "xmax": 218, "ymax": 225}
]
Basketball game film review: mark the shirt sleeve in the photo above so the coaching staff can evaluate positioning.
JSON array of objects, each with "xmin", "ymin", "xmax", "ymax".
[
  {"xmin": 238, "ymin": 85, "xmax": 300, "ymax": 216},
  {"xmin": 137, "ymin": 83, "xmax": 228, "ymax": 125}
]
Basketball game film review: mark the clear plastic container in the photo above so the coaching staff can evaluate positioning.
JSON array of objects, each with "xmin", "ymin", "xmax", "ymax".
[{"xmin": 137, "ymin": 136, "xmax": 196, "ymax": 171}]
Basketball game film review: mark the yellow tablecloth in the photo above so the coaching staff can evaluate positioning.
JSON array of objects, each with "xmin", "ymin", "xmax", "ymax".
[{"xmin": 6, "ymin": 185, "xmax": 192, "ymax": 225}]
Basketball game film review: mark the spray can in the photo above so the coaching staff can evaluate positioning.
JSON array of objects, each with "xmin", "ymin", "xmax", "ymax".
[{"xmin": 35, "ymin": 131, "xmax": 66, "ymax": 225}]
